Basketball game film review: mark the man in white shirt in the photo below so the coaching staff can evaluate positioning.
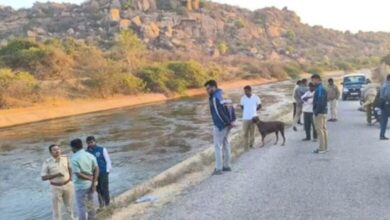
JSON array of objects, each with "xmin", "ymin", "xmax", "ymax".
[
  {"xmin": 301, "ymin": 82, "xmax": 317, "ymax": 141},
  {"xmin": 240, "ymin": 86, "xmax": 262, "ymax": 150}
]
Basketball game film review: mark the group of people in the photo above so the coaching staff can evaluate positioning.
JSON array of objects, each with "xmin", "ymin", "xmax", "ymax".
[
  {"xmin": 292, "ymin": 75, "xmax": 340, "ymax": 153},
  {"xmin": 204, "ymin": 74, "xmax": 338, "ymax": 175},
  {"xmin": 41, "ymin": 136, "xmax": 112, "ymax": 220}
]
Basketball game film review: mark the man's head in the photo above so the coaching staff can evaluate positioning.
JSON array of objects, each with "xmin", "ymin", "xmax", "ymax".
[
  {"xmin": 311, "ymin": 74, "xmax": 322, "ymax": 85},
  {"xmin": 296, "ymin": 80, "xmax": 301, "ymax": 86},
  {"xmin": 328, "ymin": 78, "xmax": 334, "ymax": 85},
  {"xmin": 86, "ymin": 136, "xmax": 97, "ymax": 148},
  {"xmin": 387, "ymin": 74, "xmax": 390, "ymax": 82},
  {"xmin": 244, "ymin": 85, "xmax": 252, "ymax": 97},
  {"xmin": 70, "ymin": 138, "xmax": 83, "ymax": 153},
  {"xmin": 308, "ymin": 82, "xmax": 315, "ymax": 92},
  {"xmin": 204, "ymin": 80, "xmax": 218, "ymax": 96},
  {"xmin": 49, "ymin": 144, "xmax": 61, "ymax": 158},
  {"xmin": 301, "ymin": 79, "xmax": 308, "ymax": 86}
]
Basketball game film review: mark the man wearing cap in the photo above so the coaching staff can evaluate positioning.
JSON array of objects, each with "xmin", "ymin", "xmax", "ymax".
[
  {"xmin": 41, "ymin": 144, "xmax": 76, "ymax": 220},
  {"xmin": 86, "ymin": 136, "xmax": 112, "ymax": 207}
]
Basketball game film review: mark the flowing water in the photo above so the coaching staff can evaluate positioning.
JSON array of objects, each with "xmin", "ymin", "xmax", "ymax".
[{"xmin": 0, "ymin": 81, "xmax": 293, "ymax": 220}]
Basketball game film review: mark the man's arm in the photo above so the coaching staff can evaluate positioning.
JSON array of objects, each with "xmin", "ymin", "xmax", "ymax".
[
  {"xmin": 90, "ymin": 159, "xmax": 99, "ymax": 192},
  {"xmin": 41, "ymin": 161, "xmax": 62, "ymax": 181},
  {"xmin": 256, "ymin": 96, "xmax": 262, "ymax": 110},
  {"xmin": 103, "ymin": 148, "xmax": 112, "ymax": 173}
]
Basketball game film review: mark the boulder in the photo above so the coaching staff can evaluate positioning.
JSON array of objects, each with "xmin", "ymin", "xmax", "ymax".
[
  {"xmin": 119, "ymin": 19, "xmax": 131, "ymax": 30},
  {"xmin": 131, "ymin": 16, "xmax": 142, "ymax": 27},
  {"xmin": 143, "ymin": 22, "xmax": 160, "ymax": 39}
]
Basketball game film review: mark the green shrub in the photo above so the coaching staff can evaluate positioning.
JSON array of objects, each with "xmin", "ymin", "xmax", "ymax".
[
  {"xmin": 286, "ymin": 30, "xmax": 296, "ymax": 42},
  {"xmin": 137, "ymin": 66, "xmax": 171, "ymax": 93},
  {"xmin": 0, "ymin": 68, "xmax": 38, "ymax": 101},
  {"xmin": 118, "ymin": 74, "xmax": 145, "ymax": 94},
  {"xmin": 167, "ymin": 61, "xmax": 208, "ymax": 88},
  {"xmin": 218, "ymin": 42, "xmax": 229, "ymax": 55},
  {"xmin": 381, "ymin": 54, "xmax": 390, "ymax": 65},
  {"xmin": 234, "ymin": 19, "xmax": 245, "ymax": 29},
  {"xmin": 284, "ymin": 63, "xmax": 302, "ymax": 79}
]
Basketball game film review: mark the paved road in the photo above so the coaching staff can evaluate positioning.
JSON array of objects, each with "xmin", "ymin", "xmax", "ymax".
[{"xmin": 149, "ymin": 101, "xmax": 390, "ymax": 220}]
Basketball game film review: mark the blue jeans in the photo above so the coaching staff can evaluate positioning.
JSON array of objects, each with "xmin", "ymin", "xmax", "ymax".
[
  {"xmin": 380, "ymin": 109, "xmax": 389, "ymax": 138},
  {"xmin": 75, "ymin": 188, "xmax": 96, "ymax": 220}
]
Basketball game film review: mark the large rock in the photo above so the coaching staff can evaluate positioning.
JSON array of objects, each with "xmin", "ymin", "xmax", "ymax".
[
  {"xmin": 143, "ymin": 22, "xmax": 160, "ymax": 39},
  {"xmin": 156, "ymin": 0, "xmax": 178, "ymax": 10}
]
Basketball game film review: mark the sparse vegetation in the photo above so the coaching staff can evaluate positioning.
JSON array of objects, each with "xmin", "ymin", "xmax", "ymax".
[{"xmin": 218, "ymin": 42, "xmax": 229, "ymax": 55}]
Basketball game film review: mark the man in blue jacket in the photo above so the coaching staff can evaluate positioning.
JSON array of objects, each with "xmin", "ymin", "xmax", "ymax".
[
  {"xmin": 204, "ymin": 80, "xmax": 236, "ymax": 175},
  {"xmin": 311, "ymin": 74, "xmax": 329, "ymax": 154},
  {"xmin": 86, "ymin": 136, "xmax": 112, "ymax": 207}
]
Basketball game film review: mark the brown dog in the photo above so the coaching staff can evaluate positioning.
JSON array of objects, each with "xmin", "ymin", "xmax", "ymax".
[{"xmin": 252, "ymin": 116, "xmax": 286, "ymax": 147}]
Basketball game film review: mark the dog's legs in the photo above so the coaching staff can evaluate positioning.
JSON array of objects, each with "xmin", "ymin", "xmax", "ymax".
[
  {"xmin": 274, "ymin": 131, "xmax": 279, "ymax": 145},
  {"xmin": 281, "ymin": 127, "xmax": 286, "ymax": 146},
  {"xmin": 261, "ymin": 135, "xmax": 265, "ymax": 147}
]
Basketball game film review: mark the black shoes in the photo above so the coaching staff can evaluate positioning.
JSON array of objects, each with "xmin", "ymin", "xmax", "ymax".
[
  {"xmin": 293, "ymin": 126, "xmax": 298, "ymax": 132},
  {"xmin": 380, "ymin": 136, "xmax": 389, "ymax": 140},
  {"xmin": 302, "ymin": 138, "xmax": 310, "ymax": 141},
  {"xmin": 223, "ymin": 167, "xmax": 232, "ymax": 172},
  {"xmin": 212, "ymin": 169, "xmax": 223, "ymax": 175}
]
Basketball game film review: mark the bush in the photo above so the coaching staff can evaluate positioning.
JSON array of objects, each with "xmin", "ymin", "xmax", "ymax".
[
  {"xmin": 117, "ymin": 74, "xmax": 145, "ymax": 95},
  {"xmin": 218, "ymin": 42, "xmax": 229, "ymax": 55},
  {"xmin": 137, "ymin": 66, "xmax": 171, "ymax": 93},
  {"xmin": 284, "ymin": 63, "xmax": 302, "ymax": 79},
  {"xmin": 381, "ymin": 54, "xmax": 390, "ymax": 65},
  {"xmin": 167, "ymin": 61, "xmax": 208, "ymax": 88},
  {"xmin": 234, "ymin": 19, "xmax": 245, "ymax": 29}
]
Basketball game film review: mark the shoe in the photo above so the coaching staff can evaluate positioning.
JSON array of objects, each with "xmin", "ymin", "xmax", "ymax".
[
  {"xmin": 302, "ymin": 138, "xmax": 310, "ymax": 141},
  {"xmin": 333, "ymin": 119, "xmax": 338, "ymax": 122},
  {"xmin": 313, "ymin": 149, "xmax": 327, "ymax": 154},
  {"xmin": 313, "ymin": 139, "xmax": 318, "ymax": 142},
  {"xmin": 222, "ymin": 167, "xmax": 232, "ymax": 172},
  {"xmin": 380, "ymin": 136, "xmax": 389, "ymax": 140},
  {"xmin": 293, "ymin": 126, "xmax": 297, "ymax": 132},
  {"xmin": 298, "ymin": 122, "xmax": 303, "ymax": 125},
  {"xmin": 212, "ymin": 169, "xmax": 223, "ymax": 175}
]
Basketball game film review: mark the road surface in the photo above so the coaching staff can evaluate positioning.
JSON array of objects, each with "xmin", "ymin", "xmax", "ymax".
[{"xmin": 149, "ymin": 101, "xmax": 390, "ymax": 220}]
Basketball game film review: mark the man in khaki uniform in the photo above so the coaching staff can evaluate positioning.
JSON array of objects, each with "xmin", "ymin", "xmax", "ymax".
[
  {"xmin": 327, "ymin": 78, "xmax": 340, "ymax": 122},
  {"xmin": 240, "ymin": 85, "xmax": 261, "ymax": 150},
  {"xmin": 41, "ymin": 144, "xmax": 76, "ymax": 220}
]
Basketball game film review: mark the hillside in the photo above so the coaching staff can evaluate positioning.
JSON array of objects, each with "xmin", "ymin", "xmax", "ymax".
[
  {"xmin": 0, "ymin": 0, "xmax": 389, "ymax": 108},
  {"xmin": 1, "ymin": 0, "xmax": 389, "ymax": 62}
]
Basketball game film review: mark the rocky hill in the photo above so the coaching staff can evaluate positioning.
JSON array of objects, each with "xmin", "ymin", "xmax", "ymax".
[{"xmin": 1, "ymin": 0, "xmax": 390, "ymax": 65}]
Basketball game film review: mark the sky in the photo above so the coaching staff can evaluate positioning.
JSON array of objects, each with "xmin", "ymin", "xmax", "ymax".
[{"xmin": 1, "ymin": 0, "xmax": 389, "ymax": 33}]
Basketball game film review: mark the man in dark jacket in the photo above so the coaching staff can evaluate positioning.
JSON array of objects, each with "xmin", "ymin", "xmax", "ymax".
[
  {"xmin": 205, "ymin": 80, "xmax": 236, "ymax": 175},
  {"xmin": 311, "ymin": 74, "xmax": 328, "ymax": 154},
  {"xmin": 86, "ymin": 136, "xmax": 112, "ymax": 207},
  {"xmin": 379, "ymin": 74, "xmax": 390, "ymax": 140}
]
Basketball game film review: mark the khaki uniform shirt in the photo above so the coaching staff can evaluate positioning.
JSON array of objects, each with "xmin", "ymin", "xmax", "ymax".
[{"xmin": 41, "ymin": 156, "xmax": 71, "ymax": 184}]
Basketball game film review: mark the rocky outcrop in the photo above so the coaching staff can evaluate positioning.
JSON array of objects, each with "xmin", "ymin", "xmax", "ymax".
[{"xmin": 1, "ymin": 1, "xmax": 390, "ymax": 64}]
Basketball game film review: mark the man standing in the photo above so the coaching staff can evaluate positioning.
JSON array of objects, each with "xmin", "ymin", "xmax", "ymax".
[
  {"xmin": 86, "ymin": 136, "xmax": 112, "ymax": 207},
  {"xmin": 301, "ymin": 83, "xmax": 317, "ymax": 142},
  {"xmin": 292, "ymin": 80, "xmax": 302, "ymax": 124},
  {"xmin": 240, "ymin": 85, "xmax": 262, "ymax": 150},
  {"xmin": 312, "ymin": 74, "xmax": 328, "ymax": 154},
  {"xmin": 379, "ymin": 74, "xmax": 390, "ymax": 140},
  {"xmin": 70, "ymin": 138, "xmax": 99, "ymax": 220},
  {"xmin": 293, "ymin": 79, "xmax": 308, "ymax": 131},
  {"xmin": 327, "ymin": 78, "xmax": 340, "ymax": 122},
  {"xmin": 204, "ymin": 80, "xmax": 236, "ymax": 175},
  {"xmin": 41, "ymin": 144, "xmax": 76, "ymax": 220}
]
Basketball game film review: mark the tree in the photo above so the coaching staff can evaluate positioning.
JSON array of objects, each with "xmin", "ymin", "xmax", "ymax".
[{"xmin": 112, "ymin": 30, "xmax": 146, "ymax": 72}]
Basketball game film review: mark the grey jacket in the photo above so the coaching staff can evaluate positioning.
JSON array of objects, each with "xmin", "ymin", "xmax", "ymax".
[{"xmin": 294, "ymin": 85, "xmax": 308, "ymax": 106}]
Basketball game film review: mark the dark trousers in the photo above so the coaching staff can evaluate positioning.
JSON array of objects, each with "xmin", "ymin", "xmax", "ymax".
[
  {"xmin": 380, "ymin": 108, "xmax": 390, "ymax": 138},
  {"xmin": 97, "ymin": 173, "xmax": 110, "ymax": 207},
  {"xmin": 304, "ymin": 112, "xmax": 317, "ymax": 140},
  {"xmin": 293, "ymin": 103, "xmax": 301, "ymax": 124}
]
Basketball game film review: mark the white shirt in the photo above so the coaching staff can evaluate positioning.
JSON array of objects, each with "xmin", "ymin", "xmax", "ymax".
[
  {"xmin": 301, "ymin": 91, "xmax": 315, "ymax": 113},
  {"xmin": 102, "ymin": 148, "xmax": 112, "ymax": 173},
  {"xmin": 240, "ymin": 94, "xmax": 261, "ymax": 120}
]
